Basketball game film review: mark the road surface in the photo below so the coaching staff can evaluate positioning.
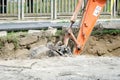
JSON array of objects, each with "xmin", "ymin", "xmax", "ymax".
[{"xmin": 0, "ymin": 56, "xmax": 120, "ymax": 80}]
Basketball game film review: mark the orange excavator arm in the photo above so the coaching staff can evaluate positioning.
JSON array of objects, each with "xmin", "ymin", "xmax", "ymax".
[{"xmin": 64, "ymin": 0, "xmax": 106, "ymax": 55}]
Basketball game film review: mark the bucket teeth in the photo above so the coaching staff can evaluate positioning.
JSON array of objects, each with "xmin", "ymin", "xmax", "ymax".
[{"xmin": 47, "ymin": 41, "xmax": 72, "ymax": 56}]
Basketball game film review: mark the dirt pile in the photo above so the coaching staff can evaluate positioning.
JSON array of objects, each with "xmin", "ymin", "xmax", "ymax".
[
  {"xmin": 0, "ymin": 30, "xmax": 58, "ymax": 60},
  {"xmin": 83, "ymin": 34, "xmax": 120, "ymax": 56},
  {"xmin": 0, "ymin": 29, "xmax": 120, "ymax": 59}
]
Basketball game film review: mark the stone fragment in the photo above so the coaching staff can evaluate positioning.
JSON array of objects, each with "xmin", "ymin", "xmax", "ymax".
[
  {"xmin": 19, "ymin": 35, "xmax": 38, "ymax": 46},
  {"xmin": 0, "ymin": 31, "xmax": 7, "ymax": 37},
  {"xmin": 28, "ymin": 30, "xmax": 41, "ymax": 34},
  {"xmin": 46, "ymin": 27, "xmax": 57, "ymax": 36},
  {"xmin": 30, "ymin": 45, "xmax": 50, "ymax": 59}
]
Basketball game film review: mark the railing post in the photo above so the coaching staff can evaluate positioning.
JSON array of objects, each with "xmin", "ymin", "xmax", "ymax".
[
  {"xmin": 51, "ymin": 0, "xmax": 54, "ymax": 20},
  {"xmin": 53, "ymin": 0, "xmax": 57, "ymax": 19},
  {"xmin": 51, "ymin": 0, "xmax": 57, "ymax": 20},
  {"xmin": 114, "ymin": 0, "xmax": 116, "ymax": 17},
  {"xmin": 2, "ymin": 0, "xmax": 4, "ymax": 14},
  {"xmin": 21, "ymin": 0, "xmax": 24, "ymax": 20},
  {"xmin": 18, "ymin": 0, "xmax": 21, "ymax": 20},
  {"xmin": 111, "ymin": 0, "xmax": 116, "ymax": 18}
]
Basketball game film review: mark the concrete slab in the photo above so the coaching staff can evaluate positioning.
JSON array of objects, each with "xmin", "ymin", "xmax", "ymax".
[
  {"xmin": 0, "ymin": 19, "xmax": 119, "ymax": 31},
  {"xmin": 28, "ymin": 30, "xmax": 41, "ymax": 34}
]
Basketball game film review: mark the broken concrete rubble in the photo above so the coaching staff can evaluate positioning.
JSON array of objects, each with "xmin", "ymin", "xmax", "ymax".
[
  {"xmin": 46, "ymin": 27, "xmax": 57, "ymax": 36},
  {"xmin": 0, "ymin": 31, "xmax": 7, "ymax": 37},
  {"xmin": 19, "ymin": 35, "xmax": 38, "ymax": 46},
  {"xmin": 30, "ymin": 45, "xmax": 50, "ymax": 59}
]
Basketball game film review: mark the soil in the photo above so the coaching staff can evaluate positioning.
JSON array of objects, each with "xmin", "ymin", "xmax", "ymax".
[
  {"xmin": 0, "ymin": 56, "xmax": 120, "ymax": 80},
  {"xmin": 83, "ymin": 34, "xmax": 120, "ymax": 57},
  {"xmin": 0, "ymin": 30, "xmax": 120, "ymax": 60},
  {"xmin": 0, "ymin": 30, "xmax": 120, "ymax": 80}
]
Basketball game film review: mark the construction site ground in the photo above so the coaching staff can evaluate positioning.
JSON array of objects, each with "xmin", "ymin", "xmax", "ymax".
[
  {"xmin": 0, "ymin": 27, "xmax": 120, "ymax": 80},
  {"xmin": 0, "ymin": 56, "xmax": 120, "ymax": 80}
]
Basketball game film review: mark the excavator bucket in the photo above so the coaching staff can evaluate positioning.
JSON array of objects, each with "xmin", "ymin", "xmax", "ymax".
[{"xmin": 73, "ymin": 0, "xmax": 106, "ymax": 54}]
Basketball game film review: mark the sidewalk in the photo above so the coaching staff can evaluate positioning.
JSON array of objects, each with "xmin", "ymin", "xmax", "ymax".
[{"xmin": 0, "ymin": 19, "xmax": 120, "ymax": 31}]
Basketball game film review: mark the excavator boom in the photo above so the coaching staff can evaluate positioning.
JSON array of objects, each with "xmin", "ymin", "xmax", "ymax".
[
  {"xmin": 74, "ymin": 0, "xmax": 106, "ymax": 54},
  {"xmin": 49, "ymin": 0, "xmax": 107, "ymax": 56},
  {"xmin": 64, "ymin": 0, "xmax": 106, "ymax": 55}
]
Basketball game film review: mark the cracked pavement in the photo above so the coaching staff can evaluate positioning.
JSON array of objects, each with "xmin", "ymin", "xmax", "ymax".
[{"xmin": 0, "ymin": 56, "xmax": 120, "ymax": 80}]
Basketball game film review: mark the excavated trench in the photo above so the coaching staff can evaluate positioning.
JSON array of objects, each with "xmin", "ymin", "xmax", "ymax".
[
  {"xmin": 83, "ymin": 34, "xmax": 120, "ymax": 56},
  {"xmin": 0, "ymin": 29, "xmax": 120, "ymax": 60}
]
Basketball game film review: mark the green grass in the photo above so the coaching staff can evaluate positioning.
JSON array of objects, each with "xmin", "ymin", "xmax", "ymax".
[
  {"xmin": 92, "ymin": 29, "xmax": 120, "ymax": 35},
  {"xmin": 56, "ymin": 29, "xmax": 120, "ymax": 36},
  {"xmin": 0, "ymin": 31, "xmax": 27, "ymax": 50},
  {"xmin": 0, "ymin": 33, "xmax": 19, "ymax": 50},
  {"xmin": 0, "ymin": 35, "xmax": 18, "ymax": 49},
  {"xmin": 55, "ymin": 30, "xmax": 64, "ymax": 36}
]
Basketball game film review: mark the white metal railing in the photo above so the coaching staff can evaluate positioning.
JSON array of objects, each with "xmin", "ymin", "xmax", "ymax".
[
  {"xmin": 0, "ymin": 0, "xmax": 120, "ymax": 20},
  {"xmin": 23, "ymin": 0, "xmax": 51, "ymax": 18},
  {"xmin": 0, "ymin": 0, "xmax": 19, "ymax": 19}
]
